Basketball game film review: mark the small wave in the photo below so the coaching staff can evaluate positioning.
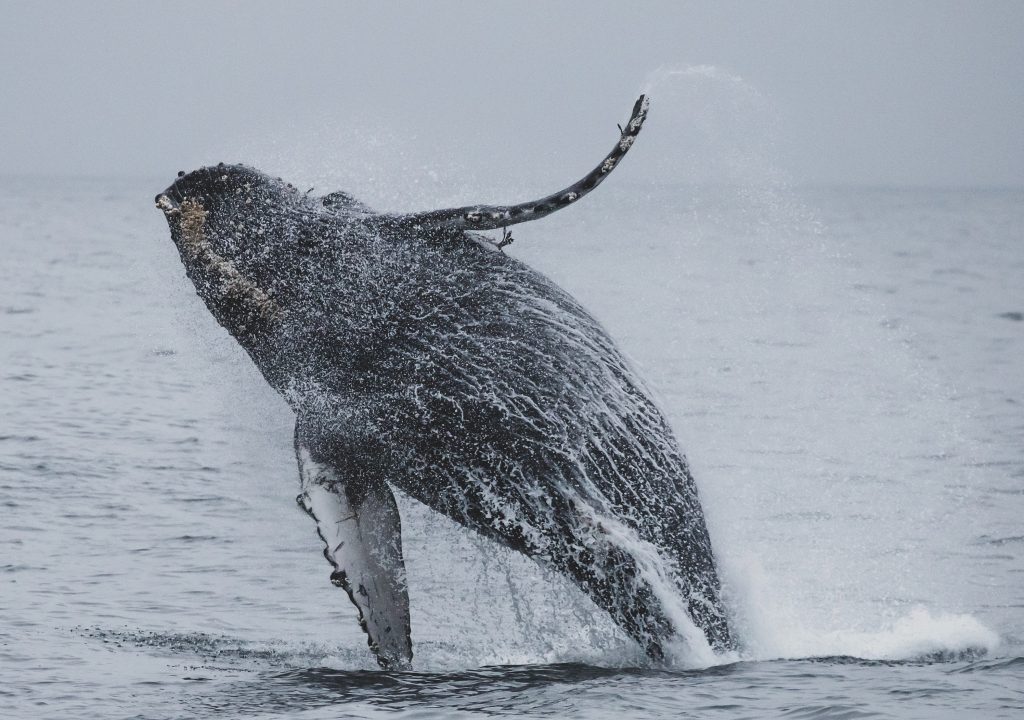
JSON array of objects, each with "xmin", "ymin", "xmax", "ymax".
[
  {"xmin": 75, "ymin": 627, "xmax": 362, "ymax": 670},
  {"xmin": 950, "ymin": 655, "xmax": 1024, "ymax": 674},
  {"xmin": 171, "ymin": 534, "xmax": 220, "ymax": 543},
  {"xmin": 780, "ymin": 705, "xmax": 877, "ymax": 720},
  {"xmin": 972, "ymin": 534, "xmax": 1024, "ymax": 547}
]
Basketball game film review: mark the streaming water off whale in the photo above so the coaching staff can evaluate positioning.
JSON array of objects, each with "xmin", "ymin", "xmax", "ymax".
[{"xmin": 1, "ymin": 177, "xmax": 1022, "ymax": 718}]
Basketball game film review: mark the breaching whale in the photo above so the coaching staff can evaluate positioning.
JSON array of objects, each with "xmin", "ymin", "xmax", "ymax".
[{"xmin": 155, "ymin": 96, "xmax": 733, "ymax": 668}]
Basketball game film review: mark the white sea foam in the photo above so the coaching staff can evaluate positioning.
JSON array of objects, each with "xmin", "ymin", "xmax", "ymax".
[{"xmin": 724, "ymin": 554, "xmax": 1001, "ymax": 663}]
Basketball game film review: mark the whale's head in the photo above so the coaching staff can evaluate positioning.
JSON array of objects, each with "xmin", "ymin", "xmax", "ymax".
[
  {"xmin": 155, "ymin": 164, "xmax": 310, "ymax": 340},
  {"xmin": 155, "ymin": 164, "xmax": 305, "ymax": 269}
]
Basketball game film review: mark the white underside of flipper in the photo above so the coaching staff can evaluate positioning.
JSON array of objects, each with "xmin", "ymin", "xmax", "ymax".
[{"xmin": 296, "ymin": 446, "xmax": 413, "ymax": 669}]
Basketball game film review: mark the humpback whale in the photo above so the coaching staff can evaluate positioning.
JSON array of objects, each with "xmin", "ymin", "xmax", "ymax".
[{"xmin": 155, "ymin": 96, "xmax": 733, "ymax": 668}]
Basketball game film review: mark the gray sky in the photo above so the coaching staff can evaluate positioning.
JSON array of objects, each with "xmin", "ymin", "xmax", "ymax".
[{"xmin": 2, "ymin": 0, "xmax": 1022, "ymax": 187}]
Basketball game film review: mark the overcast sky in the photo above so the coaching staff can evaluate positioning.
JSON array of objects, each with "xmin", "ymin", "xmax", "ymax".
[{"xmin": 2, "ymin": 0, "xmax": 1022, "ymax": 188}]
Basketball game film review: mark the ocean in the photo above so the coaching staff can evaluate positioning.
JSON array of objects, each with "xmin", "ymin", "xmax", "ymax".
[{"xmin": 1, "ymin": 176, "xmax": 1021, "ymax": 718}]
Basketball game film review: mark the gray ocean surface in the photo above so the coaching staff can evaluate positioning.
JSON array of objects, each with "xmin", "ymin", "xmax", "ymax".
[{"xmin": 1, "ymin": 177, "xmax": 1022, "ymax": 719}]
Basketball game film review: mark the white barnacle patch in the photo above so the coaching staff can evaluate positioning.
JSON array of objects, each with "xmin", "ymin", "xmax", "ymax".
[
  {"xmin": 565, "ymin": 192, "xmax": 578, "ymax": 202},
  {"xmin": 618, "ymin": 135, "xmax": 635, "ymax": 152},
  {"xmin": 601, "ymin": 157, "xmax": 617, "ymax": 173},
  {"xmin": 622, "ymin": 104, "xmax": 647, "ymax": 132},
  {"xmin": 155, "ymin": 194, "xmax": 179, "ymax": 216},
  {"xmin": 176, "ymin": 198, "xmax": 282, "ymax": 325},
  {"xmin": 465, "ymin": 212, "xmax": 482, "ymax": 223},
  {"xmin": 178, "ymin": 199, "xmax": 210, "ymax": 260}
]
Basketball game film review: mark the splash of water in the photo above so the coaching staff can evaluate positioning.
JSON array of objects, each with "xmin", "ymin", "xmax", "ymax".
[{"xmin": 614, "ymin": 63, "xmax": 1004, "ymax": 667}]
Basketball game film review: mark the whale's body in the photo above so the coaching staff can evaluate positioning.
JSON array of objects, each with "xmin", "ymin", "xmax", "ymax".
[{"xmin": 156, "ymin": 97, "xmax": 733, "ymax": 668}]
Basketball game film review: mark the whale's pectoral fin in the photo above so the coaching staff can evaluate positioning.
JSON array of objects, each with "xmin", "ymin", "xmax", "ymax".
[
  {"xmin": 375, "ymin": 94, "xmax": 650, "ymax": 235},
  {"xmin": 295, "ymin": 441, "xmax": 412, "ymax": 670}
]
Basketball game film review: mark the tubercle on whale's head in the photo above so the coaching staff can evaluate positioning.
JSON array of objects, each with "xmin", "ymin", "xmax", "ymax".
[{"xmin": 154, "ymin": 163, "xmax": 303, "ymax": 270}]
